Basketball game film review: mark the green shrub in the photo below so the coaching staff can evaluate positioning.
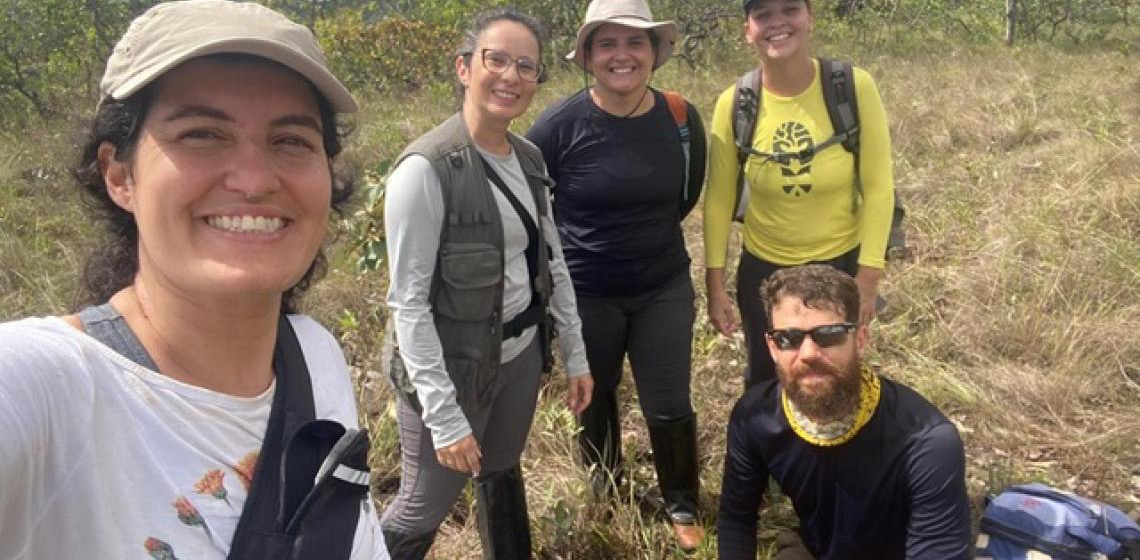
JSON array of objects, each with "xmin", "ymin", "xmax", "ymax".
[{"xmin": 318, "ymin": 10, "xmax": 459, "ymax": 93}]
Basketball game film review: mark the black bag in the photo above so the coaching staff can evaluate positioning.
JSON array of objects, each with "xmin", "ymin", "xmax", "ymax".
[{"xmin": 226, "ymin": 315, "xmax": 372, "ymax": 560}]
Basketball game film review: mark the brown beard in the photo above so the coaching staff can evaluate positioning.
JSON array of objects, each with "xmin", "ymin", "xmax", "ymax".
[{"xmin": 779, "ymin": 357, "xmax": 862, "ymax": 422}]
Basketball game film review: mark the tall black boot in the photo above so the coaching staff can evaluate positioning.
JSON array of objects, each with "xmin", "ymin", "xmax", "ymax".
[
  {"xmin": 381, "ymin": 528, "xmax": 437, "ymax": 560},
  {"xmin": 474, "ymin": 465, "xmax": 532, "ymax": 560},
  {"xmin": 647, "ymin": 413, "xmax": 704, "ymax": 553},
  {"xmin": 577, "ymin": 390, "xmax": 623, "ymax": 496}
]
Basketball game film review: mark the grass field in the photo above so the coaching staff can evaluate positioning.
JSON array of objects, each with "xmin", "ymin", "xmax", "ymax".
[{"xmin": 1, "ymin": 42, "xmax": 1138, "ymax": 558}]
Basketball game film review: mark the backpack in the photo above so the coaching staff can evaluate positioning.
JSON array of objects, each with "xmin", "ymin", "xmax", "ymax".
[
  {"xmin": 663, "ymin": 90, "xmax": 694, "ymax": 206},
  {"xmin": 731, "ymin": 58, "xmax": 907, "ymax": 260},
  {"xmin": 226, "ymin": 315, "xmax": 372, "ymax": 560},
  {"xmin": 976, "ymin": 483, "xmax": 1140, "ymax": 560}
]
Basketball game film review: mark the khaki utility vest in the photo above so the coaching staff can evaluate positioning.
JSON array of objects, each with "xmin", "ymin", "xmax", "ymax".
[{"xmin": 385, "ymin": 113, "xmax": 553, "ymax": 417}]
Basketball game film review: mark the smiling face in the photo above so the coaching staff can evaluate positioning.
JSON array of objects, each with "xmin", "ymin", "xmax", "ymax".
[
  {"xmin": 745, "ymin": 0, "xmax": 813, "ymax": 62},
  {"xmin": 767, "ymin": 295, "xmax": 867, "ymax": 421},
  {"xmin": 100, "ymin": 57, "xmax": 332, "ymax": 307},
  {"xmin": 457, "ymin": 19, "xmax": 541, "ymax": 127},
  {"xmin": 586, "ymin": 23, "xmax": 655, "ymax": 97}
]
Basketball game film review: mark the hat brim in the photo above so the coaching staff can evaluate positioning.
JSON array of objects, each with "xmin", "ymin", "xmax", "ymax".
[
  {"xmin": 108, "ymin": 38, "xmax": 358, "ymax": 113},
  {"xmin": 565, "ymin": 18, "xmax": 678, "ymax": 71}
]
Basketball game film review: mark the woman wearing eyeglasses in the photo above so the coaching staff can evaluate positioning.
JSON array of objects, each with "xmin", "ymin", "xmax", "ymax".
[
  {"xmin": 524, "ymin": 0, "xmax": 707, "ymax": 552},
  {"xmin": 703, "ymin": 0, "xmax": 896, "ymax": 390},
  {"xmin": 379, "ymin": 8, "xmax": 592, "ymax": 560}
]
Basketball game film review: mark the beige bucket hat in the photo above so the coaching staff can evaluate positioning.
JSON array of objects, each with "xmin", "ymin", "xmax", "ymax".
[
  {"xmin": 100, "ymin": 0, "xmax": 356, "ymax": 112},
  {"xmin": 565, "ymin": 0, "xmax": 678, "ymax": 71}
]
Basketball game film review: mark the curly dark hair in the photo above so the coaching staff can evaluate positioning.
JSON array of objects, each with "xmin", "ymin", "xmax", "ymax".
[
  {"xmin": 760, "ymin": 264, "xmax": 859, "ymax": 327},
  {"xmin": 72, "ymin": 54, "xmax": 354, "ymax": 314}
]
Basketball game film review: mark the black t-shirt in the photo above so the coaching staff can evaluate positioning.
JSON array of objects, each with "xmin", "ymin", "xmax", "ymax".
[
  {"xmin": 718, "ymin": 375, "xmax": 973, "ymax": 560},
  {"xmin": 526, "ymin": 89, "xmax": 706, "ymax": 297}
]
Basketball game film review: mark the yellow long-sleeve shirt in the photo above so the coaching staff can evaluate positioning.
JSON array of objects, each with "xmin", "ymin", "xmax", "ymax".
[{"xmin": 703, "ymin": 59, "xmax": 895, "ymax": 270}]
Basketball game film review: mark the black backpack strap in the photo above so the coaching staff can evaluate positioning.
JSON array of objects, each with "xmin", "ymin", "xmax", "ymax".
[
  {"xmin": 228, "ymin": 315, "xmax": 316, "ymax": 559},
  {"xmin": 819, "ymin": 58, "xmax": 908, "ymax": 259},
  {"xmin": 227, "ymin": 316, "xmax": 369, "ymax": 560},
  {"xmin": 480, "ymin": 156, "xmax": 545, "ymax": 339},
  {"xmin": 280, "ymin": 420, "xmax": 370, "ymax": 559},
  {"xmin": 819, "ymin": 58, "xmax": 866, "ymax": 218},
  {"xmin": 819, "ymin": 58, "xmax": 860, "ymax": 155},
  {"xmin": 733, "ymin": 68, "xmax": 762, "ymax": 164},
  {"xmin": 732, "ymin": 68, "xmax": 762, "ymax": 223}
]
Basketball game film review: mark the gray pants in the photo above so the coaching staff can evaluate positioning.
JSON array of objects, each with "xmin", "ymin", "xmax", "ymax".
[{"xmin": 381, "ymin": 338, "xmax": 543, "ymax": 537}]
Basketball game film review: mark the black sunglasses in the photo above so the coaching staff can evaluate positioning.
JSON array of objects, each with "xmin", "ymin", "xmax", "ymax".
[{"xmin": 767, "ymin": 323, "xmax": 856, "ymax": 350}]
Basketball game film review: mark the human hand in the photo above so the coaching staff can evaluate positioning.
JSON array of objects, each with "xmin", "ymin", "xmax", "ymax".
[
  {"xmin": 566, "ymin": 374, "xmax": 593, "ymax": 415},
  {"xmin": 706, "ymin": 268, "xmax": 737, "ymax": 337},
  {"xmin": 436, "ymin": 434, "xmax": 482, "ymax": 475},
  {"xmin": 708, "ymin": 289, "xmax": 738, "ymax": 337},
  {"xmin": 854, "ymin": 266, "xmax": 883, "ymax": 326}
]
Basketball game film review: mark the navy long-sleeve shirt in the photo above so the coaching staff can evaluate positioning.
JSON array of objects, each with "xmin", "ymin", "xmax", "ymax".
[
  {"xmin": 718, "ymin": 375, "xmax": 972, "ymax": 560},
  {"xmin": 526, "ymin": 88, "xmax": 706, "ymax": 298}
]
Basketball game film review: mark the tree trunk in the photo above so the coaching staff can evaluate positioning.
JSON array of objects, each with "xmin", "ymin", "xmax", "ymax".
[
  {"xmin": 835, "ymin": 0, "xmax": 864, "ymax": 18},
  {"xmin": 1006, "ymin": 0, "xmax": 1017, "ymax": 46}
]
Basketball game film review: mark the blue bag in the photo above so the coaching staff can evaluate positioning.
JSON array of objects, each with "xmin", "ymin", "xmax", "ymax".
[{"xmin": 976, "ymin": 483, "xmax": 1140, "ymax": 560}]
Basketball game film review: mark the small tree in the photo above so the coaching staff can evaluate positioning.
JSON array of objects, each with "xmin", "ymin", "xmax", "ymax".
[{"xmin": 1007, "ymin": 0, "xmax": 1018, "ymax": 45}]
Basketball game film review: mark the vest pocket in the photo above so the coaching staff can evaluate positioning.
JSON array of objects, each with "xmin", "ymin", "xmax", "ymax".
[
  {"xmin": 445, "ymin": 356, "xmax": 492, "ymax": 412},
  {"xmin": 437, "ymin": 242, "xmax": 501, "ymax": 321}
]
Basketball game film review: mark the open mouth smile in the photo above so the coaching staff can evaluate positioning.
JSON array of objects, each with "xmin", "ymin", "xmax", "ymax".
[
  {"xmin": 205, "ymin": 215, "xmax": 288, "ymax": 235},
  {"xmin": 492, "ymin": 89, "xmax": 520, "ymax": 100}
]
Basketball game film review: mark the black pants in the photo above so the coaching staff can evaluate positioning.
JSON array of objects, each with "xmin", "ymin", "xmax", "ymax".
[
  {"xmin": 575, "ymin": 273, "xmax": 695, "ymax": 421},
  {"xmin": 736, "ymin": 247, "xmax": 859, "ymax": 389}
]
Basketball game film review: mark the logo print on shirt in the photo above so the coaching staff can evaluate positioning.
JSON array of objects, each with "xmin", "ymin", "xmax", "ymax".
[{"xmin": 772, "ymin": 122, "xmax": 813, "ymax": 196}]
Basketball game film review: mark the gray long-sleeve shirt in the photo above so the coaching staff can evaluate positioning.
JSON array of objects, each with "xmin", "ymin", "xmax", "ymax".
[{"xmin": 384, "ymin": 148, "xmax": 589, "ymax": 450}]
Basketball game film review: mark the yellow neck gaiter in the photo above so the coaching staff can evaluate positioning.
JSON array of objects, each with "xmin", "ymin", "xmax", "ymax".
[{"xmin": 783, "ymin": 364, "xmax": 881, "ymax": 447}]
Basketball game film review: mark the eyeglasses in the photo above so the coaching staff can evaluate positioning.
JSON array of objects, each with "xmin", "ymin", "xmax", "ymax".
[
  {"xmin": 767, "ymin": 323, "xmax": 856, "ymax": 350},
  {"xmin": 471, "ymin": 48, "xmax": 544, "ymax": 83}
]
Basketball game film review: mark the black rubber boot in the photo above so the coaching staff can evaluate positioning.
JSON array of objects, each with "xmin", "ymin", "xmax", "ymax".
[
  {"xmin": 381, "ymin": 528, "xmax": 437, "ymax": 560},
  {"xmin": 474, "ymin": 465, "xmax": 533, "ymax": 560},
  {"xmin": 647, "ymin": 414, "xmax": 704, "ymax": 552},
  {"xmin": 577, "ymin": 390, "xmax": 623, "ymax": 496}
]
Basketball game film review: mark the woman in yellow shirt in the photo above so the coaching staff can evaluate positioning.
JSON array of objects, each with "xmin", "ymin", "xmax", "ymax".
[{"xmin": 703, "ymin": 0, "xmax": 895, "ymax": 388}]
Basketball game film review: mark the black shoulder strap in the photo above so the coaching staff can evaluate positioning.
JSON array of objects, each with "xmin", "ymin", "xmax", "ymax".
[
  {"xmin": 228, "ymin": 316, "xmax": 316, "ymax": 559},
  {"xmin": 480, "ymin": 156, "xmax": 539, "ymax": 287},
  {"xmin": 732, "ymin": 68, "xmax": 762, "ymax": 223},
  {"xmin": 818, "ymin": 59, "xmax": 908, "ymax": 258},
  {"xmin": 733, "ymin": 68, "xmax": 762, "ymax": 165},
  {"xmin": 480, "ymin": 156, "xmax": 547, "ymax": 339},
  {"xmin": 819, "ymin": 58, "xmax": 859, "ymax": 155}
]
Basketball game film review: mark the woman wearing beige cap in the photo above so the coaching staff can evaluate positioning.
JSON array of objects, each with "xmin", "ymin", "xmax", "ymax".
[
  {"xmin": 379, "ymin": 7, "xmax": 592, "ymax": 560},
  {"xmin": 525, "ymin": 0, "xmax": 707, "ymax": 552},
  {"xmin": 0, "ymin": 1, "xmax": 387, "ymax": 559}
]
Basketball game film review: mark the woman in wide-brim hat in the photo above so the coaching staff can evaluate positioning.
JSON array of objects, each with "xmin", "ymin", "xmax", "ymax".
[{"xmin": 526, "ymin": 0, "xmax": 707, "ymax": 552}]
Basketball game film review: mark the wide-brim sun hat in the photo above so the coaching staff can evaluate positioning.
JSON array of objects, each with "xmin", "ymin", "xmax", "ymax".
[
  {"xmin": 565, "ymin": 0, "xmax": 678, "ymax": 71},
  {"xmin": 100, "ymin": 0, "xmax": 357, "ymax": 113}
]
